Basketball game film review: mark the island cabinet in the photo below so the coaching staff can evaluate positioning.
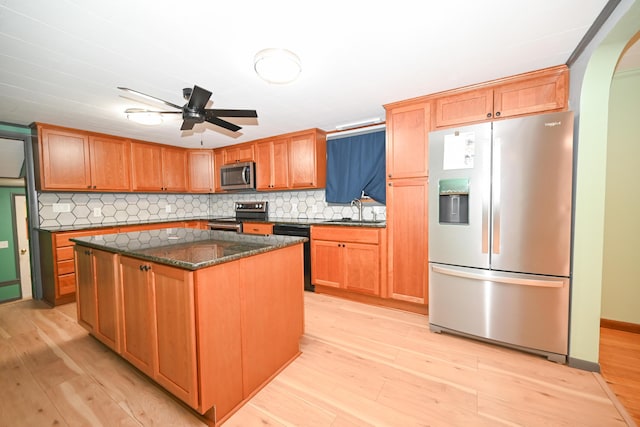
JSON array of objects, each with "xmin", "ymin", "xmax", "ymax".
[
  {"xmin": 74, "ymin": 247, "xmax": 121, "ymax": 351},
  {"xmin": 120, "ymin": 256, "xmax": 198, "ymax": 408},
  {"xmin": 311, "ymin": 226, "xmax": 383, "ymax": 296},
  {"xmin": 130, "ymin": 141, "xmax": 188, "ymax": 192},
  {"xmin": 73, "ymin": 234, "xmax": 304, "ymax": 425},
  {"xmin": 433, "ymin": 65, "xmax": 569, "ymax": 128},
  {"xmin": 187, "ymin": 149, "xmax": 214, "ymax": 193},
  {"xmin": 255, "ymin": 137, "xmax": 289, "ymax": 190},
  {"xmin": 34, "ymin": 123, "xmax": 131, "ymax": 191}
]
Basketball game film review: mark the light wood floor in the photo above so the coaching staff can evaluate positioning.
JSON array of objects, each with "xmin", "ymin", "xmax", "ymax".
[
  {"xmin": 0, "ymin": 293, "xmax": 633, "ymax": 426},
  {"xmin": 600, "ymin": 327, "xmax": 640, "ymax": 425}
]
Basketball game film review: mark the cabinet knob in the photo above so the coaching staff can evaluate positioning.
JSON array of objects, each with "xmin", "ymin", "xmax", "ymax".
[
  {"xmin": 486, "ymin": 113, "xmax": 492, "ymax": 118},
  {"xmin": 388, "ymin": 182, "xmax": 392, "ymax": 186},
  {"xmin": 139, "ymin": 265, "xmax": 144, "ymax": 271},
  {"xmin": 495, "ymin": 111, "xmax": 501, "ymax": 117},
  {"xmin": 87, "ymin": 185, "xmax": 91, "ymax": 189},
  {"xmin": 388, "ymin": 174, "xmax": 392, "ymax": 178}
]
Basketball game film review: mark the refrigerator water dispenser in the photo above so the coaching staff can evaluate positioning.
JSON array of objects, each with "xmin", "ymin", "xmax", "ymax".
[{"xmin": 439, "ymin": 178, "xmax": 469, "ymax": 224}]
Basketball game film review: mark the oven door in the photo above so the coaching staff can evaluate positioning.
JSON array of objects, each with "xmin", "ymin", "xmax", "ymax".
[{"xmin": 208, "ymin": 221, "xmax": 242, "ymax": 232}]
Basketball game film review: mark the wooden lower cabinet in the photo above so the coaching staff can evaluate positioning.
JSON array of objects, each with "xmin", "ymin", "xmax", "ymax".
[
  {"xmin": 311, "ymin": 226, "xmax": 382, "ymax": 296},
  {"xmin": 75, "ymin": 242, "xmax": 304, "ymax": 424},
  {"xmin": 242, "ymin": 222, "xmax": 273, "ymax": 235},
  {"xmin": 386, "ymin": 178, "xmax": 429, "ymax": 305}
]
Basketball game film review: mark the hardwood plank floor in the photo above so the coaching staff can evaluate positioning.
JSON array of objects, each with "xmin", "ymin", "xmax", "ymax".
[
  {"xmin": 600, "ymin": 327, "xmax": 640, "ymax": 425},
  {"xmin": 0, "ymin": 294, "xmax": 632, "ymax": 426}
]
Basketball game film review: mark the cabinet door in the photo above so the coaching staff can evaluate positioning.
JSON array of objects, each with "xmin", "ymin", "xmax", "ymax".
[
  {"xmin": 289, "ymin": 132, "xmax": 323, "ymax": 188},
  {"xmin": 89, "ymin": 135, "xmax": 131, "ymax": 191},
  {"xmin": 255, "ymin": 140, "xmax": 274, "ymax": 190},
  {"xmin": 213, "ymin": 150, "xmax": 224, "ymax": 192},
  {"xmin": 131, "ymin": 142, "xmax": 163, "ymax": 191},
  {"xmin": 386, "ymin": 178, "xmax": 428, "ymax": 304},
  {"xmin": 162, "ymin": 146, "xmax": 187, "ymax": 192},
  {"xmin": 187, "ymin": 150, "xmax": 214, "ymax": 193},
  {"xmin": 386, "ymin": 102, "xmax": 431, "ymax": 179},
  {"xmin": 224, "ymin": 144, "xmax": 254, "ymax": 163},
  {"xmin": 311, "ymin": 240, "xmax": 343, "ymax": 288},
  {"xmin": 120, "ymin": 256, "xmax": 156, "ymax": 376},
  {"xmin": 152, "ymin": 263, "xmax": 198, "ymax": 409},
  {"xmin": 74, "ymin": 246, "xmax": 95, "ymax": 331},
  {"xmin": 344, "ymin": 242, "xmax": 380, "ymax": 296},
  {"xmin": 434, "ymin": 89, "xmax": 493, "ymax": 128},
  {"xmin": 271, "ymin": 138, "xmax": 290, "ymax": 189},
  {"xmin": 39, "ymin": 126, "xmax": 91, "ymax": 190},
  {"xmin": 93, "ymin": 249, "xmax": 121, "ymax": 352},
  {"xmin": 493, "ymin": 71, "xmax": 568, "ymax": 119}
]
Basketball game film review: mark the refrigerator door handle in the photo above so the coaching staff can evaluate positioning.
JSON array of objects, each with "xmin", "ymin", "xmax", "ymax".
[
  {"xmin": 482, "ymin": 137, "xmax": 491, "ymax": 254},
  {"xmin": 492, "ymin": 138, "xmax": 501, "ymax": 254},
  {"xmin": 431, "ymin": 265, "xmax": 565, "ymax": 288}
]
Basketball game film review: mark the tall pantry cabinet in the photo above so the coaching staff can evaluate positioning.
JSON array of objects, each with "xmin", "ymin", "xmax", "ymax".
[{"xmin": 385, "ymin": 102, "xmax": 431, "ymax": 306}]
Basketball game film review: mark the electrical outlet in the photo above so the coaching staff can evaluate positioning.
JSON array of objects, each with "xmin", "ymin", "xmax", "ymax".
[
  {"xmin": 93, "ymin": 207, "xmax": 102, "ymax": 217},
  {"xmin": 165, "ymin": 204, "xmax": 172, "ymax": 213}
]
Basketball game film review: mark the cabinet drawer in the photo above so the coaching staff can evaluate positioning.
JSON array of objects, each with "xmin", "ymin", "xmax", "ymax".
[
  {"xmin": 312, "ymin": 226, "xmax": 379, "ymax": 244},
  {"xmin": 243, "ymin": 222, "xmax": 273, "ymax": 235},
  {"xmin": 57, "ymin": 259, "xmax": 75, "ymax": 275},
  {"xmin": 58, "ymin": 274, "xmax": 76, "ymax": 296},
  {"xmin": 56, "ymin": 246, "xmax": 75, "ymax": 261}
]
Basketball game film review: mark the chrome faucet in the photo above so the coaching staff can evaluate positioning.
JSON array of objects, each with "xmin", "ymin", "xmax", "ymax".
[{"xmin": 351, "ymin": 198, "xmax": 363, "ymax": 221}]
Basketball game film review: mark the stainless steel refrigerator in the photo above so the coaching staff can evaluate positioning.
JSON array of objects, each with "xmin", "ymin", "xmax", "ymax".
[{"xmin": 428, "ymin": 111, "xmax": 573, "ymax": 363}]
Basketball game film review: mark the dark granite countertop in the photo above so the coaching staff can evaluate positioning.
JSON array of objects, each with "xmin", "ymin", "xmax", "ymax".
[
  {"xmin": 37, "ymin": 215, "xmax": 385, "ymax": 232},
  {"xmin": 72, "ymin": 228, "xmax": 306, "ymax": 270}
]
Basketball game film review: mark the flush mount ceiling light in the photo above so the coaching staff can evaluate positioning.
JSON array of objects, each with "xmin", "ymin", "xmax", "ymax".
[
  {"xmin": 254, "ymin": 48, "xmax": 301, "ymax": 84},
  {"xmin": 126, "ymin": 109, "xmax": 163, "ymax": 125}
]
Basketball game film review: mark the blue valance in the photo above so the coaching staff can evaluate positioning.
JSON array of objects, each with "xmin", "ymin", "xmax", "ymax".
[{"xmin": 325, "ymin": 130, "xmax": 386, "ymax": 204}]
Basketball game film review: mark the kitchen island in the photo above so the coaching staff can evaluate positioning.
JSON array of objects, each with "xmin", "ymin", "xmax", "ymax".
[{"xmin": 72, "ymin": 228, "xmax": 305, "ymax": 426}]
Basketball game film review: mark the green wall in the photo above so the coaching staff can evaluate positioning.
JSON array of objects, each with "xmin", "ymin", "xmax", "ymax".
[
  {"xmin": 571, "ymin": 0, "xmax": 640, "ymax": 365},
  {"xmin": 0, "ymin": 186, "xmax": 26, "ymax": 302},
  {"xmin": 601, "ymin": 69, "xmax": 640, "ymax": 324}
]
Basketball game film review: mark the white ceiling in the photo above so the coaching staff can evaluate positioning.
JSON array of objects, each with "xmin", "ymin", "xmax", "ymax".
[{"xmin": 0, "ymin": 0, "xmax": 634, "ymax": 149}]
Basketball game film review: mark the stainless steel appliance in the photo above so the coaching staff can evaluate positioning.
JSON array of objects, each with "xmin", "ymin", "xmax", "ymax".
[
  {"xmin": 428, "ymin": 111, "xmax": 574, "ymax": 363},
  {"xmin": 220, "ymin": 161, "xmax": 256, "ymax": 191},
  {"xmin": 273, "ymin": 223, "xmax": 313, "ymax": 292},
  {"xmin": 208, "ymin": 201, "xmax": 267, "ymax": 232}
]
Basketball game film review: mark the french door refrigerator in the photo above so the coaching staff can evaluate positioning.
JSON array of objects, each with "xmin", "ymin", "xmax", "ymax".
[{"xmin": 428, "ymin": 111, "xmax": 573, "ymax": 363}]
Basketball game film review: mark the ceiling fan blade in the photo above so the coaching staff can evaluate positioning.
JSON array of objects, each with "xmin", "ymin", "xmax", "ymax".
[
  {"xmin": 118, "ymin": 87, "xmax": 183, "ymax": 110},
  {"xmin": 205, "ymin": 115, "xmax": 241, "ymax": 132},
  {"xmin": 187, "ymin": 85, "xmax": 212, "ymax": 111},
  {"xmin": 205, "ymin": 108, "xmax": 258, "ymax": 118},
  {"xmin": 180, "ymin": 119, "xmax": 197, "ymax": 131},
  {"xmin": 125, "ymin": 108, "xmax": 181, "ymax": 114}
]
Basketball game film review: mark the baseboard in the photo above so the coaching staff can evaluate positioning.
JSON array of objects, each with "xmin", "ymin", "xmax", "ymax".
[
  {"xmin": 568, "ymin": 357, "xmax": 601, "ymax": 372},
  {"xmin": 600, "ymin": 318, "xmax": 640, "ymax": 334}
]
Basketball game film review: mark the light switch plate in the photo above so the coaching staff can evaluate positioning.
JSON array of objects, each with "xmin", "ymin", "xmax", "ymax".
[
  {"xmin": 0, "ymin": 241, "xmax": 8, "ymax": 249},
  {"xmin": 93, "ymin": 207, "xmax": 102, "ymax": 217},
  {"xmin": 52, "ymin": 203, "xmax": 71, "ymax": 213}
]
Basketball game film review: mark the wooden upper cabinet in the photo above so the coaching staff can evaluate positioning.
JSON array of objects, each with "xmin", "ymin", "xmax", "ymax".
[
  {"xmin": 386, "ymin": 102, "xmax": 431, "ymax": 179},
  {"xmin": 131, "ymin": 142, "xmax": 164, "ymax": 191},
  {"xmin": 223, "ymin": 144, "xmax": 254, "ymax": 164},
  {"xmin": 434, "ymin": 89, "xmax": 493, "ymax": 128},
  {"xmin": 255, "ymin": 137, "xmax": 289, "ymax": 190},
  {"xmin": 131, "ymin": 142, "xmax": 187, "ymax": 192},
  {"xmin": 89, "ymin": 135, "xmax": 131, "ymax": 191},
  {"xmin": 161, "ymin": 146, "xmax": 187, "ymax": 192},
  {"xmin": 433, "ymin": 65, "xmax": 569, "ymax": 129},
  {"xmin": 187, "ymin": 149, "xmax": 214, "ymax": 193},
  {"xmin": 38, "ymin": 125, "xmax": 92, "ymax": 190},
  {"xmin": 213, "ymin": 150, "xmax": 224, "ymax": 192},
  {"xmin": 288, "ymin": 129, "xmax": 326, "ymax": 189},
  {"xmin": 492, "ymin": 69, "xmax": 568, "ymax": 119}
]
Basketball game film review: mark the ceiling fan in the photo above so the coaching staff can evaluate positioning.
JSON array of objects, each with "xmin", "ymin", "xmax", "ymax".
[{"xmin": 118, "ymin": 85, "xmax": 258, "ymax": 132}]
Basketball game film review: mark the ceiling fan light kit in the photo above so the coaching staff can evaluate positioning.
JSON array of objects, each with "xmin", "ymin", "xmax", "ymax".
[{"xmin": 254, "ymin": 48, "xmax": 301, "ymax": 84}]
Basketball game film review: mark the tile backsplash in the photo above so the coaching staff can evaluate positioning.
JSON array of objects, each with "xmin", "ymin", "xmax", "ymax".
[{"xmin": 38, "ymin": 190, "xmax": 386, "ymax": 228}]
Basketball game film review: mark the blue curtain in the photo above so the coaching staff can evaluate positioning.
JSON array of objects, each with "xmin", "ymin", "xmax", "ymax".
[{"xmin": 325, "ymin": 130, "xmax": 386, "ymax": 204}]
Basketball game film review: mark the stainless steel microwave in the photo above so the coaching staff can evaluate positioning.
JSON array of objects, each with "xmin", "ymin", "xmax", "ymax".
[{"xmin": 220, "ymin": 161, "xmax": 256, "ymax": 191}]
